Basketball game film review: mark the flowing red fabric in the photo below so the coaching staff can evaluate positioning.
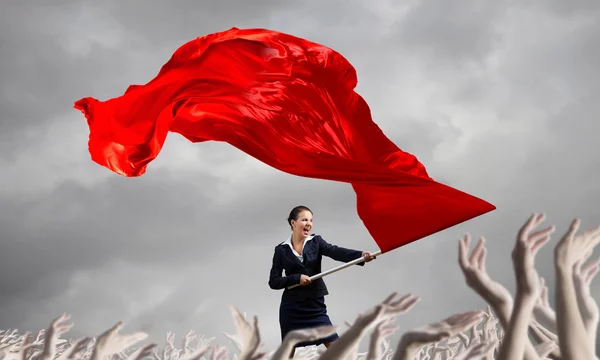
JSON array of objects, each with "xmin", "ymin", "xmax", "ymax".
[{"xmin": 74, "ymin": 27, "xmax": 495, "ymax": 253}]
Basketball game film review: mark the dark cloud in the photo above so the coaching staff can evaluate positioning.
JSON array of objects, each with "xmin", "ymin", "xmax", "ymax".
[
  {"xmin": 395, "ymin": 0, "xmax": 510, "ymax": 64},
  {"xmin": 0, "ymin": 0, "xmax": 292, "ymax": 158}
]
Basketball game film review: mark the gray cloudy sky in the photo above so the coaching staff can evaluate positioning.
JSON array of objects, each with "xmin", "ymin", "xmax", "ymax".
[{"xmin": 1, "ymin": 0, "xmax": 599, "ymax": 353}]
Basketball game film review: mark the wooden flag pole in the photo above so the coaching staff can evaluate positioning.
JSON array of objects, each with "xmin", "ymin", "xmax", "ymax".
[{"xmin": 286, "ymin": 250, "xmax": 383, "ymax": 290}]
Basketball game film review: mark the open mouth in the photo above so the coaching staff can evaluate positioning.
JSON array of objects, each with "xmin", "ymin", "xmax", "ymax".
[{"xmin": 302, "ymin": 227, "xmax": 310, "ymax": 235}]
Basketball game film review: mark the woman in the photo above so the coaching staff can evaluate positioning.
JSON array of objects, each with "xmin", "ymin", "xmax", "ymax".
[{"xmin": 268, "ymin": 205, "xmax": 376, "ymax": 356}]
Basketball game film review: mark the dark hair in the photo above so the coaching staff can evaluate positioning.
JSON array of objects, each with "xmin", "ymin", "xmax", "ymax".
[{"xmin": 287, "ymin": 206, "xmax": 312, "ymax": 229}]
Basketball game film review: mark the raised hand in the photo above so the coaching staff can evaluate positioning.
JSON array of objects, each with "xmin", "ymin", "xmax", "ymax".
[
  {"xmin": 573, "ymin": 250, "xmax": 600, "ymax": 345},
  {"xmin": 39, "ymin": 313, "xmax": 73, "ymax": 360},
  {"xmin": 180, "ymin": 330, "xmax": 196, "ymax": 356},
  {"xmin": 512, "ymin": 213, "xmax": 554, "ymax": 299},
  {"xmin": 90, "ymin": 322, "xmax": 148, "ymax": 360},
  {"xmin": 555, "ymin": 220, "xmax": 600, "ymax": 271},
  {"xmin": 497, "ymin": 213, "xmax": 553, "ymax": 360},
  {"xmin": 366, "ymin": 318, "xmax": 397, "ymax": 360},
  {"xmin": 458, "ymin": 235, "xmax": 513, "ymax": 322},
  {"xmin": 457, "ymin": 232, "xmax": 552, "ymax": 360},
  {"xmin": 554, "ymin": 219, "xmax": 600, "ymax": 360},
  {"xmin": 210, "ymin": 345, "xmax": 228, "ymax": 360},
  {"xmin": 270, "ymin": 326, "xmax": 336, "ymax": 360},
  {"xmin": 321, "ymin": 293, "xmax": 418, "ymax": 360},
  {"xmin": 229, "ymin": 307, "xmax": 265, "ymax": 360},
  {"xmin": 356, "ymin": 293, "xmax": 419, "ymax": 328}
]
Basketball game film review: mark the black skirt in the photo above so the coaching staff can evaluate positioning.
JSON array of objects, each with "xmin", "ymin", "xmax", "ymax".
[{"xmin": 279, "ymin": 296, "xmax": 340, "ymax": 347}]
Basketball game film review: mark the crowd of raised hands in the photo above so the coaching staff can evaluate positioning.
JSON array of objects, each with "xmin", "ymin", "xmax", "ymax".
[{"xmin": 1, "ymin": 213, "xmax": 599, "ymax": 359}]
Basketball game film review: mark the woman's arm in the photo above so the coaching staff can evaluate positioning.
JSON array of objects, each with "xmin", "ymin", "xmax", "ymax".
[
  {"xmin": 268, "ymin": 246, "xmax": 301, "ymax": 289},
  {"xmin": 317, "ymin": 236, "xmax": 366, "ymax": 265}
]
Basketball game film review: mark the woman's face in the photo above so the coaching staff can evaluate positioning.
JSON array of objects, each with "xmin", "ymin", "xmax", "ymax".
[{"xmin": 291, "ymin": 210, "xmax": 313, "ymax": 238}]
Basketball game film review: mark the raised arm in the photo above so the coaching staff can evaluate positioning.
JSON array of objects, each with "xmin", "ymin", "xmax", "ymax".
[
  {"xmin": 316, "ymin": 235, "xmax": 367, "ymax": 265},
  {"xmin": 554, "ymin": 219, "xmax": 600, "ymax": 360},
  {"xmin": 320, "ymin": 292, "xmax": 419, "ymax": 360},
  {"xmin": 572, "ymin": 250, "xmax": 600, "ymax": 349},
  {"xmin": 496, "ymin": 213, "xmax": 554, "ymax": 360},
  {"xmin": 268, "ymin": 247, "xmax": 301, "ymax": 289},
  {"xmin": 458, "ymin": 230, "xmax": 544, "ymax": 360}
]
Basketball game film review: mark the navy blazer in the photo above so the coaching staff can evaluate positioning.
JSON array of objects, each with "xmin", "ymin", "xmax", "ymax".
[{"xmin": 268, "ymin": 234, "xmax": 365, "ymax": 302}]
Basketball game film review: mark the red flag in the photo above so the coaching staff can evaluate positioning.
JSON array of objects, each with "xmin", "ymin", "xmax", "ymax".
[{"xmin": 74, "ymin": 27, "xmax": 495, "ymax": 253}]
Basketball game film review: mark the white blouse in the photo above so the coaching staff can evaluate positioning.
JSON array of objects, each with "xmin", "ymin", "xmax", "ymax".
[{"xmin": 284, "ymin": 234, "xmax": 314, "ymax": 262}]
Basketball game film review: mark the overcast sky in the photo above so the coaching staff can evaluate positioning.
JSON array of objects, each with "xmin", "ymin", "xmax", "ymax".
[{"xmin": 1, "ymin": 0, "xmax": 599, "ymax": 354}]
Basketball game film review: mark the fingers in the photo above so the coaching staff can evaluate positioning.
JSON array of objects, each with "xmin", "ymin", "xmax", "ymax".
[
  {"xmin": 382, "ymin": 292, "xmax": 399, "ymax": 305},
  {"xmin": 581, "ymin": 224, "xmax": 600, "ymax": 241},
  {"xmin": 125, "ymin": 332, "xmax": 149, "ymax": 345},
  {"xmin": 574, "ymin": 258, "xmax": 585, "ymax": 275},
  {"xmin": 252, "ymin": 315, "xmax": 259, "ymax": 330},
  {"xmin": 585, "ymin": 264, "xmax": 600, "ymax": 285},
  {"xmin": 378, "ymin": 323, "xmax": 398, "ymax": 338},
  {"xmin": 212, "ymin": 345, "xmax": 228, "ymax": 360},
  {"xmin": 230, "ymin": 307, "xmax": 251, "ymax": 336},
  {"xmin": 520, "ymin": 221, "xmax": 554, "ymax": 254},
  {"xmin": 582, "ymin": 225, "xmax": 600, "ymax": 252},
  {"xmin": 540, "ymin": 279, "xmax": 550, "ymax": 306},
  {"xmin": 390, "ymin": 293, "xmax": 420, "ymax": 312},
  {"xmin": 458, "ymin": 234, "xmax": 471, "ymax": 268},
  {"xmin": 518, "ymin": 213, "xmax": 545, "ymax": 240},
  {"xmin": 582, "ymin": 249, "xmax": 594, "ymax": 264},
  {"xmin": 565, "ymin": 218, "xmax": 581, "ymax": 241},
  {"xmin": 476, "ymin": 240, "xmax": 487, "ymax": 271},
  {"xmin": 101, "ymin": 321, "xmax": 124, "ymax": 338},
  {"xmin": 459, "ymin": 234, "xmax": 489, "ymax": 273},
  {"xmin": 51, "ymin": 313, "xmax": 71, "ymax": 329},
  {"xmin": 528, "ymin": 226, "xmax": 555, "ymax": 244},
  {"xmin": 362, "ymin": 252, "xmax": 377, "ymax": 261},
  {"xmin": 531, "ymin": 229, "xmax": 554, "ymax": 255},
  {"xmin": 518, "ymin": 214, "xmax": 554, "ymax": 255},
  {"xmin": 468, "ymin": 238, "xmax": 485, "ymax": 265},
  {"xmin": 300, "ymin": 275, "xmax": 312, "ymax": 286},
  {"xmin": 375, "ymin": 317, "xmax": 398, "ymax": 338}
]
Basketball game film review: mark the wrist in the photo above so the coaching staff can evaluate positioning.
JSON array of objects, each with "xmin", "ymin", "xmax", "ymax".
[
  {"xmin": 515, "ymin": 292, "xmax": 537, "ymax": 306},
  {"xmin": 554, "ymin": 258, "xmax": 573, "ymax": 274},
  {"xmin": 354, "ymin": 316, "xmax": 376, "ymax": 331},
  {"xmin": 556, "ymin": 265, "xmax": 573, "ymax": 278}
]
